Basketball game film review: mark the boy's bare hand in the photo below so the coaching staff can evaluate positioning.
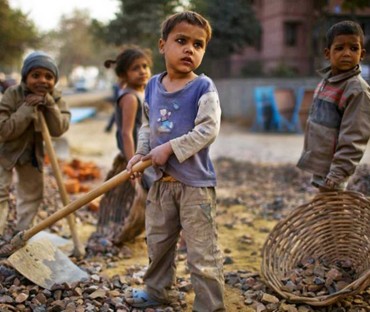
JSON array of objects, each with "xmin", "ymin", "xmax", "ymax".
[
  {"xmin": 143, "ymin": 142, "xmax": 173, "ymax": 166},
  {"xmin": 127, "ymin": 154, "xmax": 144, "ymax": 179},
  {"xmin": 25, "ymin": 94, "xmax": 45, "ymax": 106}
]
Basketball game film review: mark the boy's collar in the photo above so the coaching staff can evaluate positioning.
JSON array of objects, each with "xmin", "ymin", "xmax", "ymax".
[
  {"xmin": 317, "ymin": 65, "xmax": 361, "ymax": 82},
  {"xmin": 20, "ymin": 81, "xmax": 32, "ymax": 96}
]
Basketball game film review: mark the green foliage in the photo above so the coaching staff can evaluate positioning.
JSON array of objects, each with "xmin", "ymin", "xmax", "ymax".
[
  {"xmin": 99, "ymin": 0, "xmax": 182, "ymax": 48},
  {"xmin": 93, "ymin": 0, "xmax": 261, "ymax": 74},
  {"xmin": 190, "ymin": 0, "xmax": 261, "ymax": 59},
  {"xmin": 341, "ymin": 0, "xmax": 370, "ymax": 11},
  {"xmin": 94, "ymin": 0, "xmax": 185, "ymax": 73},
  {"xmin": 0, "ymin": 0, "xmax": 39, "ymax": 71},
  {"xmin": 56, "ymin": 10, "xmax": 97, "ymax": 76},
  {"xmin": 51, "ymin": 9, "xmax": 117, "ymax": 77},
  {"xmin": 270, "ymin": 62, "xmax": 297, "ymax": 78}
]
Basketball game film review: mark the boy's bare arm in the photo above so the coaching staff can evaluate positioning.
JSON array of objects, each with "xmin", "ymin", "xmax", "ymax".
[{"xmin": 170, "ymin": 91, "xmax": 221, "ymax": 163}]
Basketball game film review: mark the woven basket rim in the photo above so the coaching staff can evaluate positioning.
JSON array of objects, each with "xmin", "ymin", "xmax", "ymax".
[{"xmin": 261, "ymin": 190, "xmax": 370, "ymax": 306}]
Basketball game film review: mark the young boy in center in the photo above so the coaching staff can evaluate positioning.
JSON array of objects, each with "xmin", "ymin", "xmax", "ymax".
[
  {"xmin": 125, "ymin": 11, "xmax": 225, "ymax": 311},
  {"xmin": 297, "ymin": 20, "xmax": 370, "ymax": 191}
]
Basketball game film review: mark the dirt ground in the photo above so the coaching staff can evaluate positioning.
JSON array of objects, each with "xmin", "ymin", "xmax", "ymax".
[
  {"xmin": 1, "ymin": 93, "xmax": 370, "ymax": 311},
  {"xmin": 56, "ymin": 95, "xmax": 370, "ymax": 311}
]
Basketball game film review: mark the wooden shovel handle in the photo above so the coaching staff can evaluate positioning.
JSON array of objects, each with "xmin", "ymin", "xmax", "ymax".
[
  {"xmin": 38, "ymin": 111, "xmax": 85, "ymax": 257},
  {"xmin": 23, "ymin": 159, "xmax": 152, "ymax": 241},
  {"xmin": 38, "ymin": 111, "xmax": 70, "ymax": 205}
]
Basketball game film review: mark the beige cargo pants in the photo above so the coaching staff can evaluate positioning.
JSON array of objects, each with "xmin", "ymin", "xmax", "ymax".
[
  {"xmin": 143, "ymin": 181, "xmax": 225, "ymax": 312},
  {"xmin": 0, "ymin": 163, "xmax": 43, "ymax": 232}
]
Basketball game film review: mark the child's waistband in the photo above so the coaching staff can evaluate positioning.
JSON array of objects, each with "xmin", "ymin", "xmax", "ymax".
[{"xmin": 160, "ymin": 173, "xmax": 178, "ymax": 182}]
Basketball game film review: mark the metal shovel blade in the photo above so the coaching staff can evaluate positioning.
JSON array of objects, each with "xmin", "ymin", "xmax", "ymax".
[
  {"xmin": 30, "ymin": 230, "xmax": 73, "ymax": 255},
  {"xmin": 7, "ymin": 238, "xmax": 89, "ymax": 290}
]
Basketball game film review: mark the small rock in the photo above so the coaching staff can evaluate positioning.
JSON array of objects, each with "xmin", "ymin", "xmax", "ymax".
[
  {"xmin": 89, "ymin": 288, "xmax": 106, "ymax": 299},
  {"xmin": 15, "ymin": 292, "xmax": 28, "ymax": 303},
  {"xmin": 261, "ymin": 293, "xmax": 279, "ymax": 304},
  {"xmin": 223, "ymin": 256, "xmax": 234, "ymax": 265},
  {"xmin": 256, "ymin": 302, "xmax": 266, "ymax": 312}
]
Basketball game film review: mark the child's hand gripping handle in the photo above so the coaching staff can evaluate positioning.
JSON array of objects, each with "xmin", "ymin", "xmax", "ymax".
[
  {"xmin": 22, "ymin": 159, "xmax": 152, "ymax": 241},
  {"xmin": 0, "ymin": 159, "xmax": 153, "ymax": 257}
]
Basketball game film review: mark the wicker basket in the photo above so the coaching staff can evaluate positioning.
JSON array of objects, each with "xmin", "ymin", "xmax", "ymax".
[{"xmin": 261, "ymin": 191, "xmax": 370, "ymax": 306}]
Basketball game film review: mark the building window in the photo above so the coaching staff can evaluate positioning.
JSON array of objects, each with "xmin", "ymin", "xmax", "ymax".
[{"xmin": 284, "ymin": 22, "xmax": 299, "ymax": 47}]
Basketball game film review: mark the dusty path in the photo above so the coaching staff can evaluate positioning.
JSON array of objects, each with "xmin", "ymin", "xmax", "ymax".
[
  {"xmin": 63, "ymin": 107, "xmax": 370, "ymax": 167},
  {"xmin": 62, "ymin": 99, "xmax": 305, "ymax": 166},
  {"xmin": 63, "ymin": 90, "xmax": 309, "ymax": 165}
]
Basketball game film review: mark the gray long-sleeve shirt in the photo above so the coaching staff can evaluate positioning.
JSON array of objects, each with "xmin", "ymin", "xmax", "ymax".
[{"xmin": 136, "ymin": 72, "xmax": 221, "ymax": 187}]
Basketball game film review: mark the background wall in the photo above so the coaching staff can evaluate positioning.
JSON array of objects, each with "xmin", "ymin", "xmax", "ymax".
[{"xmin": 214, "ymin": 77, "xmax": 320, "ymax": 127}]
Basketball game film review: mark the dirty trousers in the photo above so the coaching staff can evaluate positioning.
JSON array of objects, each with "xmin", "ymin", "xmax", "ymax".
[
  {"xmin": 144, "ymin": 181, "xmax": 225, "ymax": 312},
  {"xmin": 0, "ymin": 163, "xmax": 43, "ymax": 231}
]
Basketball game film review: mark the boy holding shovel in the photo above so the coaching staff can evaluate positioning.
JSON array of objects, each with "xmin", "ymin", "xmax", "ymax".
[
  {"xmin": 125, "ymin": 11, "xmax": 225, "ymax": 311},
  {"xmin": 0, "ymin": 51, "xmax": 70, "ymax": 235}
]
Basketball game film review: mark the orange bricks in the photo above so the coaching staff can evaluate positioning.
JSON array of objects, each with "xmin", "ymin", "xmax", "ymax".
[
  {"xmin": 62, "ymin": 159, "xmax": 101, "ymax": 181},
  {"xmin": 64, "ymin": 178, "xmax": 80, "ymax": 194},
  {"xmin": 60, "ymin": 158, "xmax": 101, "ymax": 194}
]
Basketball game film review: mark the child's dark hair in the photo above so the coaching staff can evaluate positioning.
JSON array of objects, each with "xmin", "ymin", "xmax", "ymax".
[
  {"xmin": 326, "ymin": 20, "xmax": 364, "ymax": 48},
  {"xmin": 104, "ymin": 45, "xmax": 152, "ymax": 78},
  {"xmin": 161, "ymin": 11, "xmax": 212, "ymax": 44}
]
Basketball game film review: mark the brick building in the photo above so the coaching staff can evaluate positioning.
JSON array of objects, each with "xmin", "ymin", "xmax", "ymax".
[{"xmin": 229, "ymin": 0, "xmax": 370, "ymax": 77}]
